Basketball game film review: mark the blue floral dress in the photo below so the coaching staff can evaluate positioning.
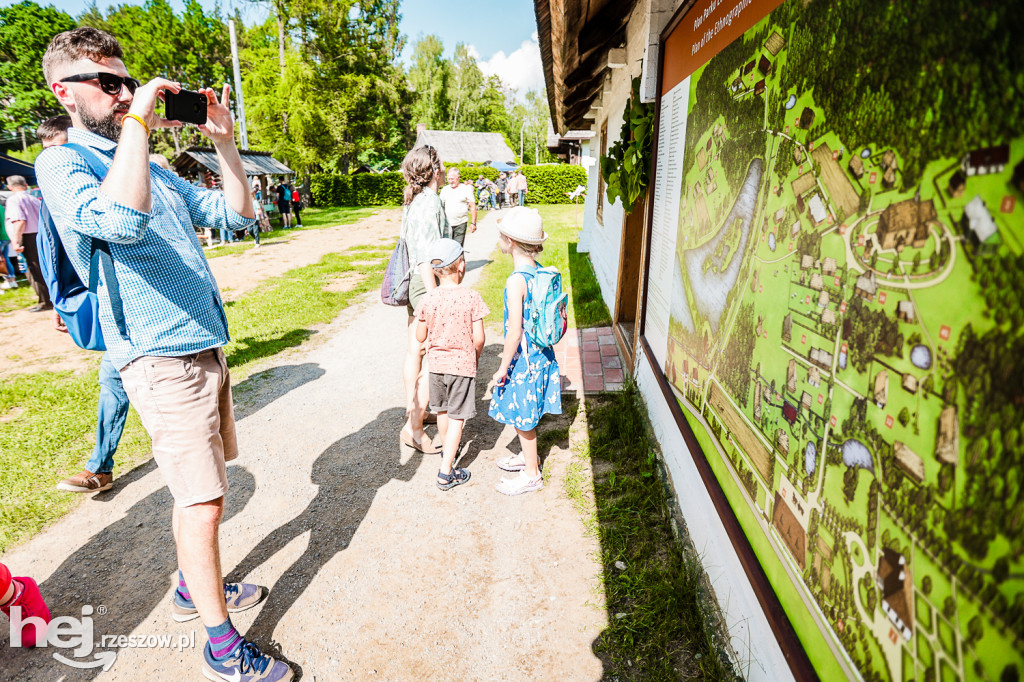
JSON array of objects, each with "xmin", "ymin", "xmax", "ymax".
[{"xmin": 489, "ymin": 266, "xmax": 563, "ymax": 430}]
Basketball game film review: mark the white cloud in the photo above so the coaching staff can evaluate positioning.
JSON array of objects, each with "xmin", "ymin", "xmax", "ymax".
[{"xmin": 472, "ymin": 32, "xmax": 545, "ymax": 99}]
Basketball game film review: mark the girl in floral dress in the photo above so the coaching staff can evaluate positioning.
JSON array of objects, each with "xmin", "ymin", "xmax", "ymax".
[{"xmin": 489, "ymin": 207, "xmax": 562, "ymax": 495}]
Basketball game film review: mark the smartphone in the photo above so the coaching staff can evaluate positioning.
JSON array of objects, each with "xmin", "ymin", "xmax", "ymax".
[{"xmin": 165, "ymin": 89, "xmax": 208, "ymax": 125}]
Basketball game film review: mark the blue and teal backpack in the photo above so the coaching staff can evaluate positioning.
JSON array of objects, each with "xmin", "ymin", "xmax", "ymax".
[{"xmin": 523, "ymin": 266, "xmax": 568, "ymax": 348}]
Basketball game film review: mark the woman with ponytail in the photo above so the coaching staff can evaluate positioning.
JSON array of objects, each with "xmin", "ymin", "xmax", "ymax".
[{"xmin": 400, "ymin": 145, "xmax": 450, "ymax": 453}]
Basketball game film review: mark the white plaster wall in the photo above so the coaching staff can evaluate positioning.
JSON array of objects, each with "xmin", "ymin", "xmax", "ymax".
[{"xmin": 635, "ymin": 349, "xmax": 796, "ymax": 682}]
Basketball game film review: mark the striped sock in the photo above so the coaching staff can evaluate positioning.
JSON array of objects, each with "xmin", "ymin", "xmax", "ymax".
[
  {"xmin": 176, "ymin": 570, "xmax": 191, "ymax": 602},
  {"xmin": 206, "ymin": 618, "xmax": 243, "ymax": 661}
]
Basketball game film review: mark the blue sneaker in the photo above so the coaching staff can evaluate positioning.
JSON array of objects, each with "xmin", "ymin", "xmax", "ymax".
[
  {"xmin": 202, "ymin": 640, "xmax": 294, "ymax": 682},
  {"xmin": 171, "ymin": 582, "xmax": 268, "ymax": 622}
]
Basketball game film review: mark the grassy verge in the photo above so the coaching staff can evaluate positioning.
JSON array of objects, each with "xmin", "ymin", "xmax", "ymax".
[
  {"xmin": 203, "ymin": 206, "xmax": 391, "ymax": 259},
  {"xmin": 476, "ymin": 204, "xmax": 611, "ymax": 328},
  {"xmin": 0, "ymin": 244, "xmax": 390, "ymax": 552},
  {"xmin": 0, "ymin": 283, "xmax": 38, "ymax": 314},
  {"xmin": 567, "ymin": 383, "xmax": 738, "ymax": 681}
]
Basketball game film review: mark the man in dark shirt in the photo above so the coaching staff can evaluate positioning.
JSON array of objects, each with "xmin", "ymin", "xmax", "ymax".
[
  {"xmin": 495, "ymin": 172, "xmax": 508, "ymax": 208},
  {"xmin": 276, "ymin": 180, "xmax": 291, "ymax": 228}
]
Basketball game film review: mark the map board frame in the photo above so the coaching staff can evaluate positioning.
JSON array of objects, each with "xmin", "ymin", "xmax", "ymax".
[{"xmin": 641, "ymin": 0, "xmax": 1024, "ymax": 680}]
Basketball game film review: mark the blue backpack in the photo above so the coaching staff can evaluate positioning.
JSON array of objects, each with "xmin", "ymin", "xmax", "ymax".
[
  {"xmin": 36, "ymin": 143, "xmax": 127, "ymax": 351},
  {"xmin": 523, "ymin": 266, "xmax": 568, "ymax": 348}
]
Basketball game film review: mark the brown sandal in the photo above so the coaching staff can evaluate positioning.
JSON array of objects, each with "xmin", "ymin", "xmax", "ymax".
[{"xmin": 401, "ymin": 430, "xmax": 442, "ymax": 454}]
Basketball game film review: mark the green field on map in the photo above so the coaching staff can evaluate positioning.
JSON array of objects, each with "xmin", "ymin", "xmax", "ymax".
[{"xmin": 662, "ymin": 1, "xmax": 1024, "ymax": 679}]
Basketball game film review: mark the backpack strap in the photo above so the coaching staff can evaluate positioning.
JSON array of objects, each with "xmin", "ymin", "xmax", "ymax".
[{"xmin": 62, "ymin": 143, "xmax": 128, "ymax": 340}]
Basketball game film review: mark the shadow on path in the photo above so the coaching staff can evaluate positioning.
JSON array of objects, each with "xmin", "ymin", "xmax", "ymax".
[
  {"xmin": 225, "ymin": 408, "xmax": 422, "ymax": 650},
  {"xmin": 232, "ymin": 363, "xmax": 327, "ymax": 421},
  {"xmin": 1, "ymin": 467, "xmax": 257, "ymax": 680}
]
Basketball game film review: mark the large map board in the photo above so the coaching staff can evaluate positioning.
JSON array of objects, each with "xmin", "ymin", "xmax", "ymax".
[{"xmin": 645, "ymin": 0, "xmax": 1024, "ymax": 679}]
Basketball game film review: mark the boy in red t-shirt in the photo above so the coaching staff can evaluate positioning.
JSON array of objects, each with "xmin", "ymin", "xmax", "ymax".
[{"xmin": 415, "ymin": 239, "xmax": 489, "ymax": 490}]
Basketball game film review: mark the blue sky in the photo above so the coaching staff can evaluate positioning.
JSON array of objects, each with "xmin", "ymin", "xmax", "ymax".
[{"xmin": 5, "ymin": 0, "xmax": 546, "ymax": 93}]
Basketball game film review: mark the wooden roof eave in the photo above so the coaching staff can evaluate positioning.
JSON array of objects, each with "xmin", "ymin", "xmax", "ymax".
[{"xmin": 535, "ymin": 0, "xmax": 638, "ymax": 133}]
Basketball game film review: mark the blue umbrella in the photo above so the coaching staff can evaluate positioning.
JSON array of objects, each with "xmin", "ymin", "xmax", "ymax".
[{"xmin": 489, "ymin": 160, "xmax": 519, "ymax": 172}]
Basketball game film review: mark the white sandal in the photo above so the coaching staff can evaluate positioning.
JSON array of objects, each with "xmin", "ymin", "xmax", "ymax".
[
  {"xmin": 496, "ymin": 453, "xmax": 527, "ymax": 472},
  {"xmin": 495, "ymin": 473, "xmax": 543, "ymax": 496}
]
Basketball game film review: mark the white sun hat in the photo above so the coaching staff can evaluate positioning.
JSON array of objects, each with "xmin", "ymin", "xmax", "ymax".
[{"xmin": 497, "ymin": 206, "xmax": 548, "ymax": 245}]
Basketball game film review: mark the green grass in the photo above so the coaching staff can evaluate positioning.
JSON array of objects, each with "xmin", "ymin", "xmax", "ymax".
[
  {"xmin": 0, "ymin": 243, "xmax": 389, "ymax": 552},
  {"xmin": 0, "ymin": 282, "xmax": 38, "ymax": 314},
  {"xmin": 203, "ymin": 206, "xmax": 388, "ymax": 258},
  {"xmin": 222, "ymin": 247, "xmax": 389, "ymax": 379},
  {"xmin": 476, "ymin": 205, "xmax": 611, "ymax": 328},
  {"xmin": 566, "ymin": 382, "xmax": 737, "ymax": 680}
]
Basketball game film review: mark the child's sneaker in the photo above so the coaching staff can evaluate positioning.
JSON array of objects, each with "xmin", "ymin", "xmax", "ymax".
[
  {"xmin": 202, "ymin": 639, "xmax": 294, "ymax": 681},
  {"xmin": 172, "ymin": 582, "xmax": 267, "ymax": 622},
  {"xmin": 495, "ymin": 472, "xmax": 544, "ymax": 496},
  {"xmin": 1, "ymin": 577, "xmax": 51, "ymax": 647}
]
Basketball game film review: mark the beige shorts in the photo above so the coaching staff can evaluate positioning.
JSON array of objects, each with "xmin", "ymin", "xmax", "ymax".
[{"xmin": 119, "ymin": 348, "xmax": 237, "ymax": 507}]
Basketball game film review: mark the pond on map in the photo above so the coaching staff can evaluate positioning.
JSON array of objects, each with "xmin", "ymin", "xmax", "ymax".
[
  {"xmin": 768, "ymin": 232, "xmax": 776, "ymax": 252},
  {"xmin": 861, "ymin": 148, "xmax": 871, "ymax": 159},
  {"xmin": 911, "ymin": 344, "xmax": 932, "ymax": 370},
  {"xmin": 784, "ymin": 94, "xmax": 796, "ymax": 110},
  {"xmin": 805, "ymin": 441, "xmax": 817, "ymax": 475},
  {"xmin": 673, "ymin": 159, "xmax": 763, "ymax": 333},
  {"xmin": 842, "ymin": 439, "xmax": 874, "ymax": 471}
]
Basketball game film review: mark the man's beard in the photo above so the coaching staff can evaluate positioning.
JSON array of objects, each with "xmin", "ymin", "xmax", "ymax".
[{"xmin": 79, "ymin": 103, "xmax": 129, "ymax": 142}]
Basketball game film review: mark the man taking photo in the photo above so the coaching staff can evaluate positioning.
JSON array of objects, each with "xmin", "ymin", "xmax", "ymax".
[{"xmin": 35, "ymin": 27, "xmax": 293, "ymax": 682}]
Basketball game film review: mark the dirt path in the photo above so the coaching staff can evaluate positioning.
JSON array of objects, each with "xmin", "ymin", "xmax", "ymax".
[
  {"xmin": 0, "ymin": 209, "xmax": 402, "ymax": 379},
  {"xmin": 0, "ymin": 213, "xmax": 609, "ymax": 681}
]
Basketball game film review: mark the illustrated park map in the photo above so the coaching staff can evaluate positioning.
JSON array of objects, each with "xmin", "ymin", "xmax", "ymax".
[{"xmin": 662, "ymin": 1, "xmax": 1024, "ymax": 679}]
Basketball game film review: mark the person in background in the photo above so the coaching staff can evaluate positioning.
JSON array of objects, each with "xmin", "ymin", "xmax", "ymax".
[
  {"xmin": 400, "ymin": 145, "xmax": 449, "ymax": 455},
  {"xmin": 149, "ymin": 153, "xmax": 171, "ymax": 171},
  {"xmin": 249, "ymin": 187, "xmax": 263, "ymax": 249},
  {"xmin": 516, "ymin": 170, "xmax": 528, "ymax": 206},
  {"xmin": 495, "ymin": 171, "xmax": 508, "ymax": 208},
  {"xmin": 276, "ymin": 179, "xmax": 292, "ymax": 229},
  {"xmin": 0, "ymin": 197, "xmax": 17, "ymax": 290},
  {"xmin": 38, "ymin": 114, "xmax": 71, "ymax": 148},
  {"xmin": 439, "ymin": 167, "xmax": 476, "ymax": 246},
  {"xmin": 488, "ymin": 207, "xmax": 562, "ymax": 495},
  {"xmin": 415, "ymin": 238, "xmax": 488, "ymax": 491},
  {"xmin": 35, "ymin": 113, "xmax": 131, "ymax": 497},
  {"xmin": 1, "ymin": 561, "xmax": 51, "ymax": 648},
  {"xmin": 486, "ymin": 178, "xmax": 499, "ymax": 209},
  {"xmin": 291, "ymin": 183, "xmax": 303, "ymax": 229},
  {"xmin": 4, "ymin": 175, "xmax": 50, "ymax": 311}
]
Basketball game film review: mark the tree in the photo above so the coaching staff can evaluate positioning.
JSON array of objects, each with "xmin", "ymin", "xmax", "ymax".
[
  {"xmin": 0, "ymin": 1, "xmax": 77, "ymax": 133},
  {"xmin": 407, "ymin": 34, "xmax": 450, "ymax": 129},
  {"xmin": 447, "ymin": 42, "xmax": 483, "ymax": 130},
  {"xmin": 922, "ymin": 575, "xmax": 932, "ymax": 595},
  {"xmin": 241, "ymin": 0, "xmax": 410, "ymax": 173},
  {"xmin": 82, "ymin": 0, "xmax": 233, "ymax": 154},
  {"xmin": 898, "ymin": 407, "xmax": 910, "ymax": 427}
]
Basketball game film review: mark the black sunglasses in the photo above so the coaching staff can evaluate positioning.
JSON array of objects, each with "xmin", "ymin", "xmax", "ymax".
[{"xmin": 60, "ymin": 72, "xmax": 140, "ymax": 96}]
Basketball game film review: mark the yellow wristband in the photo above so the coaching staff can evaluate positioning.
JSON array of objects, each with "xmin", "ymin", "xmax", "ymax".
[{"xmin": 122, "ymin": 113, "xmax": 150, "ymax": 136}]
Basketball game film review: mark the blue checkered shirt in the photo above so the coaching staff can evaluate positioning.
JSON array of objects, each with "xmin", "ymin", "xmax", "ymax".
[{"xmin": 35, "ymin": 128, "xmax": 255, "ymax": 370}]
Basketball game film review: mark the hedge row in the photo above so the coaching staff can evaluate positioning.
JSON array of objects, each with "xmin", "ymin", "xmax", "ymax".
[{"xmin": 310, "ymin": 164, "xmax": 587, "ymax": 207}]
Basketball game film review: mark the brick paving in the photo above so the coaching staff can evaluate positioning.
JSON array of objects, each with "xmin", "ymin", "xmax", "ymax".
[{"xmin": 553, "ymin": 325, "xmax": 628, "ymax": 395}]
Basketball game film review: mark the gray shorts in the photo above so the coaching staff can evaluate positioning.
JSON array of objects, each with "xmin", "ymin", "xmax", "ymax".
[{"xmin": 429, "ymin": 373, "xmax": 477, "ymax": 420}]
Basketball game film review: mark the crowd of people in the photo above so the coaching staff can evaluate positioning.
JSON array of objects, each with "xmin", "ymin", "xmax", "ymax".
[{"xmin": 1, "ymin": 26, "xmax": 558, "ymax": 682}]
